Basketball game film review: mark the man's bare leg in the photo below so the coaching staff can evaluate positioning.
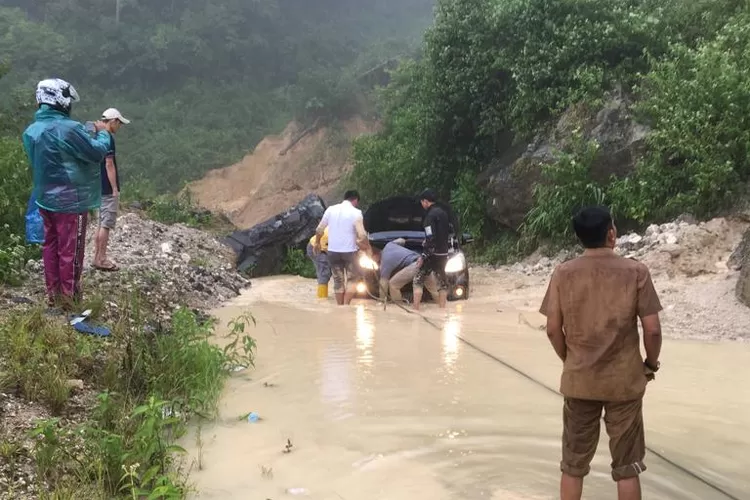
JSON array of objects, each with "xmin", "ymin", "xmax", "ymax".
[
  {"xmin": 379, "ymin": 278, "xmax": 390, "ymax": 301},
  {"xmin": 438, "ymin": 290, "xmax": 448, "ymax": 308},
  {"xmin": 561, "ymin": 473, "xmax": 583, "ymax": 500},
  {"xmin": 335, "ymin": 292, "xmax": 345, "ymax": 305},
  {"xmin": 343, "ymin": 272, "xmax": 356, "ymax": 305},
  {"xmin": 616, "ymin": 477, "xmax": 641, "ymax": 500},
  {"xmin": 389, "ymin": 264, "xmax": 417, "ymax": 303},
  {"xmin": 93, "ymin": 227, "xmax": 103, "ymax": 265},
  {"xmin": 412, "ymin": 288, "xmax": 423, "ymax": 310},
  {"xmin": 94, "ymin": 227, "xmax": 111, "ymax": 265},
  {"xmin": 389, "ymin": 284, "xmax": 402, "ymax": 302}
]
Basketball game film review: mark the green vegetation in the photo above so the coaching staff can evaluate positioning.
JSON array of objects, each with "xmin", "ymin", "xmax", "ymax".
[
  {"xmin": 282, "ymin": 247, "xmax": 317, "ymax": 279},
  {"xmin": 0, "ymin": 0, "xmax": 433, "ymax": 192},
  {"xmin": 0, "ymin": 113, "xmax": 37, "ymax": 285},
  {"xmin": 0, "ymin": 298, "xmax": 257, "ymax": 498},
  {"xmin": 351, "ymin": 0, "xmax": 750, "ymax": 250}
]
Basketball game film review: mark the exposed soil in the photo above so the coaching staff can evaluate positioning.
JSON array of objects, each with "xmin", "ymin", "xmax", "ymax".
[
  {"xmin": 480, "ymin": 216, "xmax": 750, "ymax": 342},
  {"xmin": 187, "ymin": 117, "xmax": 379, "ymax": 229}
]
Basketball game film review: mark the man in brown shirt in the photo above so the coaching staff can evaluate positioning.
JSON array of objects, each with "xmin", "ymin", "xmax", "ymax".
[{"xmin": 540, "ymin": 206, "xmax": 663, "ymax": 500}]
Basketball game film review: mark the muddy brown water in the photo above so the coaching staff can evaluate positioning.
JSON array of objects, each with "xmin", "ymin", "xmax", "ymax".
[{"xmin": 184, "ymin": 277, "xmax": 750, "ymax": 499}]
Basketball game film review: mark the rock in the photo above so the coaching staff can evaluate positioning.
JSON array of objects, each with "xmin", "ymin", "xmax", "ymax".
[
  {"xmin": 161, "ymin": 242, "xmax": 173, "ymax": 254},
  {"xmin": 645, "ymin": 224, "xmax": 660, "ymax": 237},
  {"xmin": 65, "ymin": 379, "xmax": 84, "ymax": 391},
  {"xmin": 25, "ymin": 260, "xmax": 42, "ymax": 273},
  {"xmin": 675, "ymin": 213, "xmax": 698, "ymax": 225},
  {"xmin": 665, "ymin": 233, "xmax": 679, "ymax": 245},
  {"xmin": 480, "ymin": 89, "xmax": 648, "ymax": 229},
  {"xmin": 734, "ymin": 229, "xmax": 750, "ymax": 307},
  {"xmin": 729, "ymin": 229, "xmax": 750, "ymax": 271},
  {"xmin": 660, "ymin": 244, "xmax": 683, "ymax": 258},
  {"xmin": 224, "ymin": 194, "xmax": 327, "ymax": 276},
  {"xmin": 180, "ymin": 253, "xmax": 191, "ymax": 263},
  {"xmin": 628, "ymin": 234, "xmax": 643, "ymax": 245}
]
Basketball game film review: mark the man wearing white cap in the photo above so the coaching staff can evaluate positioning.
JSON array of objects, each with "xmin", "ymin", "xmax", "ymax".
[{"xmin": 93, "ymin": 108, "xmax": 130, "ymax": 271}]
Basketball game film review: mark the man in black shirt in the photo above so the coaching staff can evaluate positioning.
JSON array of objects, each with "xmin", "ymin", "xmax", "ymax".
[
  {"xmin": 93, "ymin": 108, "xmax": 130, "ymax": 271},
  {"xmin": 413, "ymin": 189, "xmax": 450, "ymax": 310}
]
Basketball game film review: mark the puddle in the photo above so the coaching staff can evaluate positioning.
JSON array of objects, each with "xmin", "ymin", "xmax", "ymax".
[{"xmin": 184, "ymin": 278, "xmax": 750, "ymax": 499}]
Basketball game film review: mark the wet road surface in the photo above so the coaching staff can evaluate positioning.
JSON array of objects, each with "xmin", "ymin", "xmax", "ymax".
[{"xmin": 184, "ymin": 277, "xmax": 750, "ymax": 499}]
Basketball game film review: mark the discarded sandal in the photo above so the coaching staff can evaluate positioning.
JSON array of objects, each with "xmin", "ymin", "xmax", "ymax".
[{"xmin": 93, "ymin": 262, "xmax": 119, "ymax": 272}]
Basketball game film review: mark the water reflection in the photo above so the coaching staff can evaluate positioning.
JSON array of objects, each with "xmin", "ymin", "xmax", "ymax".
[
  {"xmin": 442, "ymin": 314, "xmax": 461, "ymax": 372},
  {"xmin": 355, "ymin": 304, "xmax": 375, "ymax": 367},
  {"xmin": 320, "ymin": 345, "xmax": 351, "ymax": 407}
]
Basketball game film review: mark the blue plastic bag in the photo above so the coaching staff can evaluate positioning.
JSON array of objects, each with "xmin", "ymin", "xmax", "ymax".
[{"xmin": 25, "ymin": 194, "xmax": 44, "ymax": 244}]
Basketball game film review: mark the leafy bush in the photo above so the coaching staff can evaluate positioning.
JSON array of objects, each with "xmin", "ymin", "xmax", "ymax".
[
  {"xmin": 282, "ymin": 247, "xmax": 317, "ymax": 279},
  {"xmin": 0, "ymin": 231, "xmax": 28, "ymax": 286},
  {"xmin": 522, "ymin": 134, "xmax": 607, "ymax": 244},
  {"xmin": 620, "ymin": 12, "xmax": 750, "ymax": 221},
  {"xmin": 350, "ymin": 0, "xmax": 677, "ymax": 222},
  {"xmin": 450, "ymin": 170, "xmax": 488, "ymax": 241}
]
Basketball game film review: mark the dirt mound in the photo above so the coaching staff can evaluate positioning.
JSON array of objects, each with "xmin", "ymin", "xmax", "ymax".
[
  {"xmin": 616, "ymin": 218, "xmax": 748, "ymax": 278},
  {"xmin": 188, "ymin": 117, "xmax": 379, "ymax": 229},
  {"xmin": 8, "ymin": 212, "xmax": 249, "ymax": 322},
  {"xmin": 511, "ymin": 217, "xmax": 748, "ymax": 279},
  {"xmin": 496, "ymin": 216, "xmax": 750, "ymax": 341}
]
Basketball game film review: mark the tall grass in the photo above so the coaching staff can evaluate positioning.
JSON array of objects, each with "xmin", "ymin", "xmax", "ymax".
[{"xmin": 0, "ymin": 293, "xmax": 257, "ymax": 498}]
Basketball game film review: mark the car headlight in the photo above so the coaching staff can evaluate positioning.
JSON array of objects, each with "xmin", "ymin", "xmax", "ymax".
[
  {"xmin": 359, "ymin": 254, "xmax": 378, "ymax": 270},
  {"xmin": 445, "ymin": 253, "xmax": 466, "ymax": 273}
]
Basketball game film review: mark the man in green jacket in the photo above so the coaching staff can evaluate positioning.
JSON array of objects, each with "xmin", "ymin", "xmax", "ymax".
[{"xmin": 23, "ymin": 78, "xmax": 112, "ymax": 308}]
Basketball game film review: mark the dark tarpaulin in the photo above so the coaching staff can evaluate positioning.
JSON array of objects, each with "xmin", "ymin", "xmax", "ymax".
[{"xmin": 223, "ymin": 194, "xmax": 327, "ymax": 277}]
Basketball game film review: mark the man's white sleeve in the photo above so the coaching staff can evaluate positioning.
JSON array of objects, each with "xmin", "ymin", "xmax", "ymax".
[{"xmin": 317, "ymin": 207, "xmax": 331, "ymax": 233}]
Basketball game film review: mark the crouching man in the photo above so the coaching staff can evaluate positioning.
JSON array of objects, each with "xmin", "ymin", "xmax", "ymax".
[{"xmin": 379, "ymin": 238, "xmax": 438, "ymax": 302}]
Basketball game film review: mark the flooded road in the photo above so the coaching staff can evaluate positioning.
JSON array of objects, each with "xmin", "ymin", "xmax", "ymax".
[{"xmin": 185, "ymin": 277, "xmax": 750, "ymax": 499}]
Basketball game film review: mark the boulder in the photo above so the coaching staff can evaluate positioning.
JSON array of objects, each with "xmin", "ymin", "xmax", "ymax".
[
  {"xmin": 733, "ymin": 229, "xmax": 750, "ymax": 307},
  {"xmin": 223, "ymin": 194, "xmax": 326, "ymax": 276},
  {"xmin": 480, "ymin": 89, "xmax": 649, "ymax": 229}
]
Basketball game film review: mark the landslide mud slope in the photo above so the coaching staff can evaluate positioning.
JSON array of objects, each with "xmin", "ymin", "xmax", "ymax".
[{"xmin": 188, "ymin": 117, "xmax": 379, "ymax": 229}]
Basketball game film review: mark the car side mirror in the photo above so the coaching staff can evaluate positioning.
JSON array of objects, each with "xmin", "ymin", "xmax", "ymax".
[{"xmin": 461, "ymin": 233, "xmax": 474, "ymax": 245}]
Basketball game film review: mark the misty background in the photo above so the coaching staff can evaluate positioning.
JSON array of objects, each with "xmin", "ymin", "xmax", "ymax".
[{"xmin": 0, "ymin": 0, "xmax": 434, "ymax": 193}]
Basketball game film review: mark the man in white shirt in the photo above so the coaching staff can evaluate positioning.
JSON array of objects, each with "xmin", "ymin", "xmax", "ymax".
[{"xmin": 314, "ymin": 190, "xmax": 371, "ymax": 305}]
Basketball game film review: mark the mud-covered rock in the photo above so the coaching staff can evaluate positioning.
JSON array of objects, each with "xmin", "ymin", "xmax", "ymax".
[
  {"xmin": 480, "ymin": 89, "xmax": 648, "ymax": 229},
  {"xmin": 733, "ymin": 229, "xmax": 750, "ymax": 307},
  {"xmin": 224, "ymin": 194, "xmax": 326, "ymax": 276},
  {"xmin": 615, "ymin": 218, "xmax": 746, "ymax": 277}
]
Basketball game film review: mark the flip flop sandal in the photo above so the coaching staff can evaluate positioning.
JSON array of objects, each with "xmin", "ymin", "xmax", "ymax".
[
  {"xmin": 73, "ymin": 321, "xmax": 111, "ymax": 337},
  {"xmin": 69, "ymin": 309, "xmax": 93, "ymax": 326},
  {"xmin": 93, "ymin": 263, "xmax": 119, "ymax": 272}
]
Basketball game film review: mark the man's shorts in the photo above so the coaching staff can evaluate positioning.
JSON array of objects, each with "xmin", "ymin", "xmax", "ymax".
[
  {"xmin": 562, "ymin": 397, "xmax": 647, "ymax": 481},
  {"xmin": 413, "ymin": 254, "xmax": 448, "ymax": 292},
  {"xmin": 327, "ymin": 251, "xmax": 359, "ymax": 294},
  {"xmin": 99, "ymin": 194, "xmax": 119, "ymax": 230},
  {"xmin": 382, "ymin": 261, "xmax": 438, "ymax": 301},
  {"xmin": 306, "ymin": 243, "xmax": 332, "ymax": 285}
]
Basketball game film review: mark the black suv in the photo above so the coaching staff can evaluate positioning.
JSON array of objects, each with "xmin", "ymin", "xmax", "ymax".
[{"xmin": 354, "ymin": 196, "xmax": 473, "ymax": 301}]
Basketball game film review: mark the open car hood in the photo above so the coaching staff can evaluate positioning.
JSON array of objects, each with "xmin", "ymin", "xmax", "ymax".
[{"xmin": 363, "ymin": 196, "xmax": 459, "ymax": 236}]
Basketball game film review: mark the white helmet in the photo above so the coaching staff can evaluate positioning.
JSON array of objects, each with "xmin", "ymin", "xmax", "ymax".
[{"xmin": 35, "ymin": 78, "xmax": 79, "ymax": 112}]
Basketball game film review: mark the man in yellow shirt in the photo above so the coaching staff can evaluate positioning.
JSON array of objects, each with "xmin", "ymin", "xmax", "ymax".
[{"xmin": 307, "ymin": 227, "xmax": 331, "ymax": 297}]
